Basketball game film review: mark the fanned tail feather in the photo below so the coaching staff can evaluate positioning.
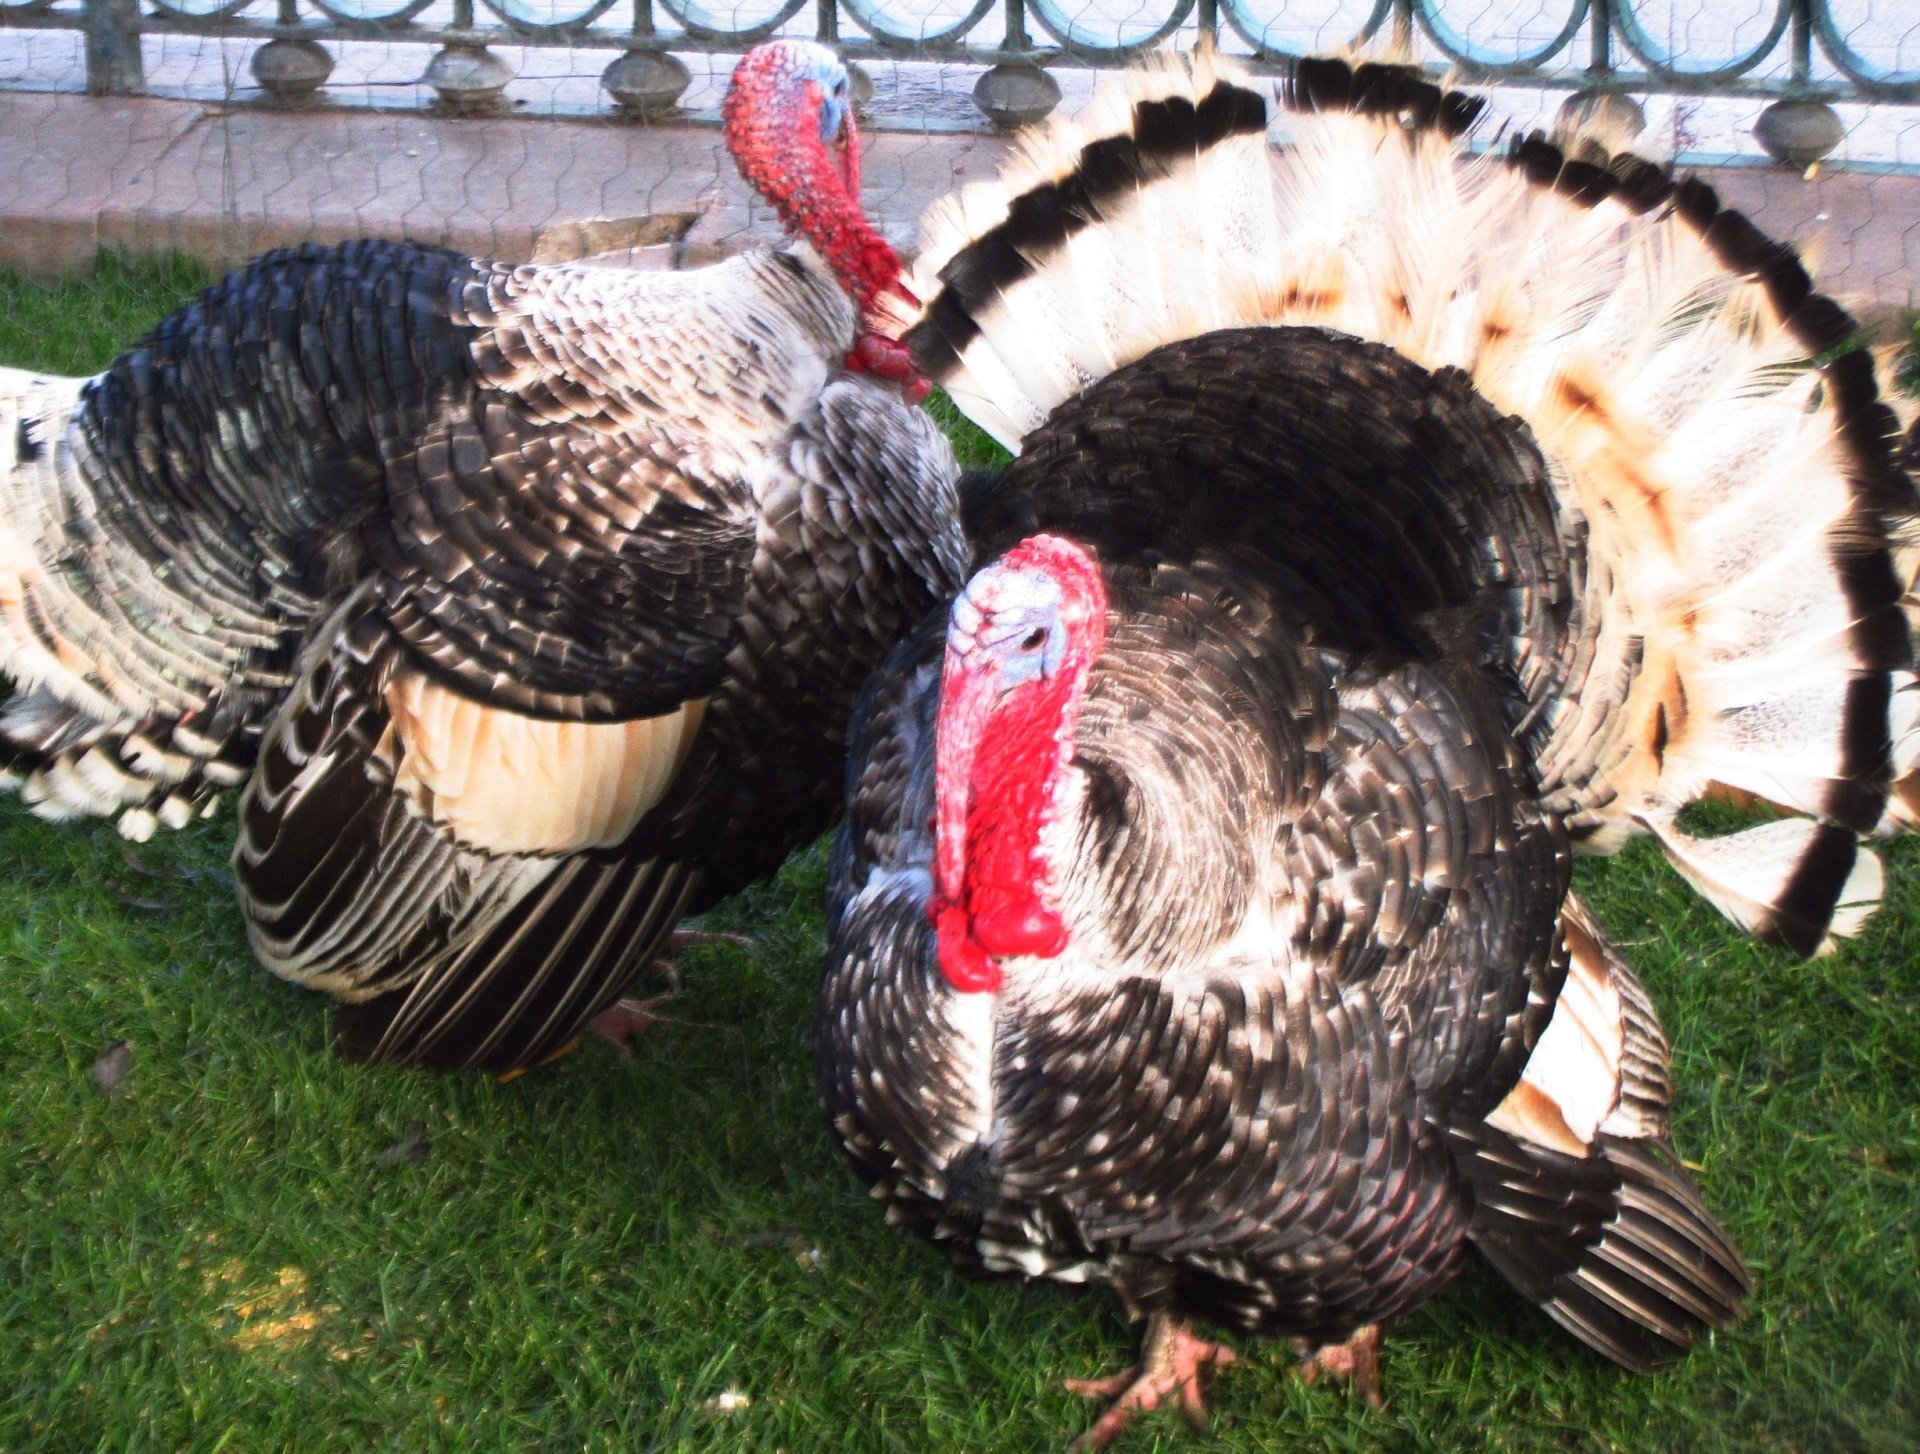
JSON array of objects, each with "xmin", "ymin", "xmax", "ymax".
[
  {"xmin": 1, "ymin": 365, "xmax": 270, "ymax": 835},
  {"xmin": 899, "ymin": 50, "xmax": 1916, "ymax": 949},
  {"xmin": 1880, "ymin": 470, "xmax": 1920, "ymax": 830},
  {"xmin": 898, "ymin": 48, "xmax": 1273, "ymax": 450},
  {"xmin": 1641, "ymin": 813, "xmax": 1882, "ymax": 955}
]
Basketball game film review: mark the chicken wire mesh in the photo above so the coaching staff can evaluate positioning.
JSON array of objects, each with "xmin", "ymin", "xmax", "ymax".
[{"xmin": 1, "ymin": 2, "xmax": 1916, "ymax": 313}]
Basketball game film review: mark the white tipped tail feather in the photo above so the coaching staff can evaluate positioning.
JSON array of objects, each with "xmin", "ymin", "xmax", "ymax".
[
  {"xmin": 897, "ymin": 51, "xmax": 1916, "ymax": 953},
  {"xmin": 1643, "ymin": 812, "xmax": 1884, "ymax": 954},
  {"xmin": 1879, "ymin": 409, "xmax": 1920, "ymax": 832}
]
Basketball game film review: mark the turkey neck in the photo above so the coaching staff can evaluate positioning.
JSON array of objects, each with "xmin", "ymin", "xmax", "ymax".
[{"xmin": 723, "ymin": 78, "xmax": 901, "ymax": 319}]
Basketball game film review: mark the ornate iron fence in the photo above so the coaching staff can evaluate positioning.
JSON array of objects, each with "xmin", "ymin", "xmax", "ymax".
[{"xmin": 2, "ymin": 1, "xmax": 1916, "ymax": 161}]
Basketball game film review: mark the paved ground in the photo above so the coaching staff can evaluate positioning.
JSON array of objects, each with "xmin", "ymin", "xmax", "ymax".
[
  {"xmin": 3, "ymin": 87, "xmax": 1916, "ymax": 325},
  {"xmin": 0, "ymin": 88, "xmax": 1007, "ymax": 274}
]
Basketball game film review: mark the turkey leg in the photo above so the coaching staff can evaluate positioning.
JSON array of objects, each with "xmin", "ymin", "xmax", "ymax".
[
  {"xmin": 1292, "ymin": 1323, "xmax": 1385, "ymax": 1407},
  {"xmin": 583, "ymin": 928, "xmax": 753, "ymax": 1055},
  {"xmin": 1064, "ymin": 1312, "xmax": 1239, "ymax": 1451}
]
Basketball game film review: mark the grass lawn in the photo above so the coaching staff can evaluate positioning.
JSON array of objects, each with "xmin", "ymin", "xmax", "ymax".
[{"xmin": 0, "ymin": 254, "xmax": 1916, "ymax": 1453}]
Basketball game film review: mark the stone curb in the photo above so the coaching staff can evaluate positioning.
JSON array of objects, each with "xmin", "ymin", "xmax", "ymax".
[{"xmin": 3, "ymin": 89, "xmax": 1914, "ymax": 329}]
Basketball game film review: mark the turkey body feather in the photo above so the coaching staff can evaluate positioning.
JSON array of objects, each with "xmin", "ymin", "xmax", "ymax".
[{"xmin": 2, "ymin": 232, "xmax": 964, "ymax": 1071}]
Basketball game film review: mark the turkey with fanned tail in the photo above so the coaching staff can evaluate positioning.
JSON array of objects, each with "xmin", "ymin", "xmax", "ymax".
[
  {"xmin": 0, "ymin": 39, "xmax": 965, "ymax": 1073},
  {"xmin": 816, "ymin": 50, "xmax": 1911, "ymax": 1445}
]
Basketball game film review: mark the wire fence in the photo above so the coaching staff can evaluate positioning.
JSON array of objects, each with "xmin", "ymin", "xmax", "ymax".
[
  {"xmin": 3, "ymin": 3, "xmax": 1917, "ymax": 308},
  {"xmin": 3, "ymin": 3, "xmax": 1916, "ymax": 140}
]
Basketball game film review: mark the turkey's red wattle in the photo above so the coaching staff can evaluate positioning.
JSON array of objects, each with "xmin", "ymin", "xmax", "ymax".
[
  {"xmin": 972, "ymin": 898, "xmax": 1069, "ymax": 960},
  {"xmin": 931, "ymin": 536, "xmax": 1108, "ymax": 995},
  {"xmin": 933, "ymin": 901, "xmax": 1001, "ymax": 994},
  {"xmin": 932, "ymin": 684, "xmax": 1072, "ymax": 993}
]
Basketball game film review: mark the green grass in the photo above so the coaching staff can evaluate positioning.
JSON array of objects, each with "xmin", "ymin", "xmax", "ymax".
[
  {"xmin": 0, "ymin": 253, "xmax": 216, "ymax": 374},
  {"xmin": 1, "ymin": 254, "xmax": 1916, "ymax": 1453},
  {"xmin": 924, "ymin": 386, "xmax": 1011, "ymax": 472}
]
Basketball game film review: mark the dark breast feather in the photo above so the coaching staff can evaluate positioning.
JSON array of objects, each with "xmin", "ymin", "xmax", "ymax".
[
  {"xmin": 689, "ymin": 379, "xmax": 967, "ymax": 908},
  {"xmin": 965, "ymin": 326, "xmax": 1579, "ymax": 733}
]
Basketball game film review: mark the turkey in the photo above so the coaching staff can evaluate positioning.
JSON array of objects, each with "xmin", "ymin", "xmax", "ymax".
[
  {"xmin": 814, "ymin": 51, "xmax": 1912, "ymax": 1445},
  {"xmin": 0, "ymin": 39, "xmax": 965, "ymax": 1073}
]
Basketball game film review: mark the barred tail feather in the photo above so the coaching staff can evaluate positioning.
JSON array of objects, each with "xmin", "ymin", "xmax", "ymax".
[
  {"xmin": 900, "ymin": 51, "xmax": 1916, "ymax": 948},
  {"xmin": 0, "ymin": 366, "xmax": 263, "ymax": 836},
  {"xmin": 899, "ymin": 48, "xmax": 1274, "ymax": 451},
  {"xmin": 1467, "ymin": 897, "xmax": 1749, "ymax": 1371},
  {"xmin": 1880, "ymin": 528, "xmax": 1920, "ymax": 832},
  {"xmin": 1885, "ymin": 675, "xmax": 1920, "ymax": 833},
  {"xmin": 1641, "ymin": 813, "xmax": 1882, "ymax": 955}
]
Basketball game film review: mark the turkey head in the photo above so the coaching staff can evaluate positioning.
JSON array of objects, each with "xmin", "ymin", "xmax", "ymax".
[
  {"xmin": 723, "ymin": 41, "xmax": 924, "ymax": 396},
  {"xmin": 932, "ymin": 535, "xmax": 1108, "ymax": 994}
]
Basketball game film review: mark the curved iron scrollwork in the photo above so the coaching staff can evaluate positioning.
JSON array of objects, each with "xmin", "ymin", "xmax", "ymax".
[
  {"xmin": 658, "ymin": 0, "xmax": 810, "ymax": 47},
  {"xmin": 839, "ymin": 0, "xmax": 999, "ymax": 50},
  {"xmin": 1415, "ymin": 0, "xmax": 1591, "ymax": 73},
  {"xmin": 9, "ymin": 1, "xmax": 1917, "ymax": 140},
  {"xmin": 1610, "ymin": 0, "xmax": 1795, "ymax": 84},
  {"xmin": 1813, "ymin": 1, "xmax": 1920, "ymax": 92},
  {"xmin": 1217, "ymin": 0, "xmax": 1396, "ymax": 63}
]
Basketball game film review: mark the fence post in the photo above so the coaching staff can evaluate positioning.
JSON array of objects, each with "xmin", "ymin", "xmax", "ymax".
[
  {"xmin": 83, "ymin": 0, "xmax": 146, "ymax": 96},
  {"xmin": 973, "ymin": 0, "xmax": 1059, "ymax": 128},
  {"xmin": 603, "ymin": 0, "xmax": 692, "ymax": 117},
  {"xmin": 1755, "ymin": 0, "xmax": 1842, "ymax": 166},
  {"xmin": 1586, "ymin": 0, "xmax": 1612, "ymax": 80},
  {"xmin": 1553, "ymin": 0, "xmax": 1644, "ymax": 151}
]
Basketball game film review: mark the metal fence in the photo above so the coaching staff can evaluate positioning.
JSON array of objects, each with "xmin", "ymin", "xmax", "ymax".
[{"xmin": 2, "ymin": 1, "xmax": 1916, "ymax": 159}]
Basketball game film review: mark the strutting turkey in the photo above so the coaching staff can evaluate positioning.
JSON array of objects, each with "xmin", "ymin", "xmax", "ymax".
[
  {"xmin": 814, "ymin": 51, "xmax": 1914, "ymax": 1446},
  {"xmin": 0, "ymin": 40, "xmax": 965, "ymax": 1073}
]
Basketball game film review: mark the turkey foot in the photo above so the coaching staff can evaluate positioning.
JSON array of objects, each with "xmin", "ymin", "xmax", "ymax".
[
  {"xmin": 494, "ymin": 987, "xmax": 677, "ymax": 1081},
  {"xmin": 585, "ymin": 994, "xmax": 678, "ymax": 1057},
  {"xmin": 1064, "ymin": 1313, "xmax": 1239, "ymax": 1451},
  {"xmin": 584, "ymin": 929, "xmax": 751, "ymax": 1056},
  {"xmin": 1291, "ymin": 1323, "xmax": 1384, "ymax": 1408}
]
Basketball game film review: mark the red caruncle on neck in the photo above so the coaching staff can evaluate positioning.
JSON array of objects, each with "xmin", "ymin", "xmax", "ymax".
[
  {"xmin": 722, "ymin": 50, "xmax": 903, "ymax": 318},
  {"xmin": 931, "ymin": 537, "xmax": 1108, "ymax": 995}
]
